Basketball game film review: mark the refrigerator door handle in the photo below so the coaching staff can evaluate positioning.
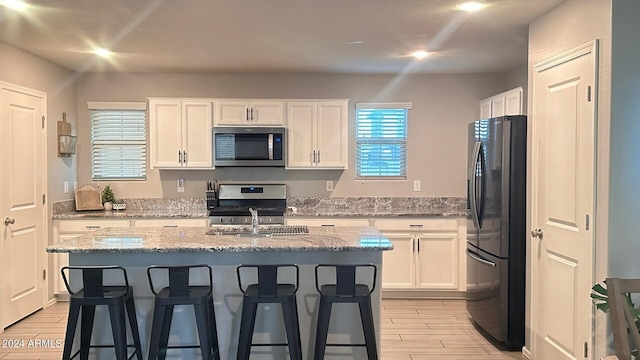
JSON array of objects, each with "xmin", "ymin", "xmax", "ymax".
[
  {"xmin": 466, "ymin": 249, "xmax": 497, "ymax": 267},
  {"xmin": 469, "ymin": 142, "xmax": 482, "ymax": 230},
  {"xmin": 477, "ymin": 142, "xmax": 487, "ymax": 228}
]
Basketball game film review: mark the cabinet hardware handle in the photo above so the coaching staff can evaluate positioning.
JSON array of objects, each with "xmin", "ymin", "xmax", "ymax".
[
  {"xmin": 321, "ymin": 224, "xmax": 335, "ymax": 227},
  {"xmin": 250, "ymin": 107, "xmax": 254, "ymax": 121},
  {"xmin": 163, "ymin": 225, "xmax": 178, "ymax": 228},
  {"xmin": 85, "ymin": 225, "xmax": 100, "ymax": 229},
  {"xmin": 246, "ymin": 107, "xmax": 250, "ymax": 121},
  {"xmin": 417, "ymin": 238, "xmax": 420, "ymax": 252},
  {"xmin": 317, "ymin": 150, "xmax": 320, "ymax": 163},
  {"xmin": 412, "ymin": 238, "xmax": 415, "ymax": 252},
  {"xmin": 313, "ymin": 150, "xmax": 317, "ymax": 164},
  {"xmin": 183, "ymin": 151, "xmax": 187, "ymax": 164},
  {"xmin": 409, "ymin": 224, "xmax": 423, "ymax": 229},
  {"xmin": 178, "ymin": 150, "xmax": 182, "ymax": 163}
]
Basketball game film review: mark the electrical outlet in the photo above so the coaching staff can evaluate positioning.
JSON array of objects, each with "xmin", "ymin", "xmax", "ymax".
[
  {"xmin": 63, "ymin": 181, "xmax": 69, "ymax": 194},
  {"xmin": 326, "ymin": 180, "xmax": 334, "ymax": 191},
  {"xmin": 413, "ymin": 180, "xmax": 421, "ymax": 192},
  {"xmin": 177, "ymin": 178, "xmax": 185, "ymax": 193},
  {"xmin": 73, "ymin": 181, "xmax": 78, "ymax": 191}
]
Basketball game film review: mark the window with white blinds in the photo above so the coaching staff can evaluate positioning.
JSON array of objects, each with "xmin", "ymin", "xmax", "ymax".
[
  {"xmin": 89, "ymin": 102, "xmax": 147, "ymax": 180},
  {"xmin": 355, "ymin": 102, "xmax": 411, "ymax": 179}
]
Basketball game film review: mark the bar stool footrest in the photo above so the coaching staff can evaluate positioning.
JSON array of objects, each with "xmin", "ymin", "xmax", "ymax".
[
  {"xmin": 325, "ymin": 343, "xmax": 367, "ymax": 347},
  {"xmin": 251, "ymin": 342, "xmax": 291, "ymax": 347}
]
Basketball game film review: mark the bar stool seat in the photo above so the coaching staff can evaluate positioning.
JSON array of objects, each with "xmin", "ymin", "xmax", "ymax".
[
  {"xmin": 314, "ymin": 264, "xmax": 378, "ymax": 360},
  {"xmin": 61, "ymin": 266, "xmax": 143, "ymax": 360},
  {"xmin": 236, "ymin": 264, "xmax": 302, "ymax": 360},
  {"xmin": 147, "ymin": 264, "xmax": 220, "ymax": 360}
]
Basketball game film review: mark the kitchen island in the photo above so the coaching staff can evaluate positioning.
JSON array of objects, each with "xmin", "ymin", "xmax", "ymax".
[{"xmin": 47, "ymin": 226, "xmax": 392, "ymax": 360}]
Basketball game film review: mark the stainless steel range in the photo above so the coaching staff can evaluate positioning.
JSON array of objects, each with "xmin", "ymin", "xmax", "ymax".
[{"xmin": 208, "ymin": 184, "xmax": 286, "ymax": 225}]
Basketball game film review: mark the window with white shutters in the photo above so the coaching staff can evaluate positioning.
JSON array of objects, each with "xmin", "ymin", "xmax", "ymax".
[
  {"xmin": 355, "ymin": 102, "xmax": 410, "ymax": 179},
  {"xmin": 89, "ymin": 102, "xmax": 147, "ymax": 180}
]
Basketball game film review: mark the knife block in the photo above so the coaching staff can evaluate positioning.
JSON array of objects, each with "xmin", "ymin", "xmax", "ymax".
[{"xmin": 206, "ymin": 190, "xmax": 217, "ymax": 210}]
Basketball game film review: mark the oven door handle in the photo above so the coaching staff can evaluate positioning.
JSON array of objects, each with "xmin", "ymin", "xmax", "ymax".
[
  {"xmin": 466, "ymin": 249, "xmax": 496, "ymax": 267},
  {"xmin": 268, "ymin": 133, "xmax": 274, "ymax": 160}
]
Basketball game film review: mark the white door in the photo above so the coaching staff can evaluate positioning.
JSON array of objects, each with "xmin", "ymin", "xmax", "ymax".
[
  {"xmin": 0, "ymin": 83, "xmax": 46, "ymax": 329},
  {"xmin": 531, "ymin": 41, "xmax": 597, "ymax": 359}
]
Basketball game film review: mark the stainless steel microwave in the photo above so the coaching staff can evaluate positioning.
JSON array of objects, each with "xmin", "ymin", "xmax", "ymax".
[{"xmin": 212, "ymin": 127, "xmax": 285, "ymax": 167}]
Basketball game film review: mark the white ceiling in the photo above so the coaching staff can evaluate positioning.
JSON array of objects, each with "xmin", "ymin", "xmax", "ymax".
[{"xmin": 0, "ymin": 0, "xmax": 565, "ymax": 74}]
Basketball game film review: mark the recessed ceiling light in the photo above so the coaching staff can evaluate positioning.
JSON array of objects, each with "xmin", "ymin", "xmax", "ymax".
[
  {"xmin": 0, "ymin": 0, "xmax": 28, "ymax": 11},
  {"xmin": 93, "ymin": 48, "xmax": 113, "ymax": 58},
  {"xmin": 456, "ymin": 1, "xmax": 485, "ymax": 12},
  {"xmin": 411, "ymin": 50, "xmax": 429, "ymax": 59},
  {"xmin": 346, "ymin": 40, "xmax": 364, "ymax": 45}
]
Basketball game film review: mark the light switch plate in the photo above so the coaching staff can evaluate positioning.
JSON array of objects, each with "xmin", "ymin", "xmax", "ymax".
[
  {"xmin": 413, "ymin": 180, "xmax": 421, "ymax": 192},
  {"xmin": 63, "ymin": 181, "xmax": 69, "ymax": 194},
  {"xmin": 177, "ymin": 178, "xmax": 185, "ymax": 192}
]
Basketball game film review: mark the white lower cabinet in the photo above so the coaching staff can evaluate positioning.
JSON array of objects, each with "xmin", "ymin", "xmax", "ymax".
[
  {"xmin": 52, "ymin": 219, "xmax": 131, "ymax": 295},
  {"xmin": 375, "ymin": 218, "xmax": 465, "ymax": 292}
]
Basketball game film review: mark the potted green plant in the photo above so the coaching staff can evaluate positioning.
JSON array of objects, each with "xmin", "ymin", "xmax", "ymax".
[{"xmin": 102, "ymin": 185, "xmax": 114, "ymax": 211}]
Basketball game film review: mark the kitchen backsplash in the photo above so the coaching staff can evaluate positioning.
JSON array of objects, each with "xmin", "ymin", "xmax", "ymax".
[{"xmin": 53, "ymin": 196, "xmax": 466, "ymax": 217}]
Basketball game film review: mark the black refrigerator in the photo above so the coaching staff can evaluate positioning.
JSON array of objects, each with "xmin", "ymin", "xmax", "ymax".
[{"xmin": 466, "ymin": 115, "xmax": 526, "ymax": 350}]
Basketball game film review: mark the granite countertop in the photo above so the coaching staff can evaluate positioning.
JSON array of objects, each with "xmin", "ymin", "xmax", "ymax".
[
  {"xmin": 46, "ymin": 226, "xmax": 393, "ymax": 253},
  {"xmin": 52, "ymin": 209, "xmax": 209, "ymax": 220}
]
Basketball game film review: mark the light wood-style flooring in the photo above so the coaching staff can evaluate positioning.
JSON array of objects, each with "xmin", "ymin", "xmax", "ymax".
[{"xmin": 0, "ymin": 299, "xmax": 523, "ymax": 359}]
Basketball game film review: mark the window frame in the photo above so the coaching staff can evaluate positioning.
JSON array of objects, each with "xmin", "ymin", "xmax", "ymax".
[
  {"xmin": 88, "ymin": 101, "xmax": 147, "ymax": 181},
  {"xmin": 355, "ymin": 102, "xmax": 411, "ymax": 180}
]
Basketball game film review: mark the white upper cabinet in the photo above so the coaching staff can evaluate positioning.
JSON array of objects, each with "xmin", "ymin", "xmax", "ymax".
[
  {"xmin": 149, "ymin": 98, "xmax": 213, "ymax": 169},
  {"xmin": 215, "ymin": 99, "xmax": 284, "ymax": 126},
  {"xmin": 479, "ymin": 87, "xmax": 523, "ymax": 118},
  {"xmin": 286, "ymin": 100, "xmax": 348, "ymax": 169}
]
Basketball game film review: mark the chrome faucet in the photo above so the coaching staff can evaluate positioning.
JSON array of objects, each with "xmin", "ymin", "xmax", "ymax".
[{"xmin": 248, "ymin": 208, "xmax": 259, "ymax": 234}]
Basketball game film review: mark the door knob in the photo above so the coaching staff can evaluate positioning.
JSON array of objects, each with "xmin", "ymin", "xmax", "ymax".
[
  {"xmin": 531, "ymin": 228, "xmax": 543, "ymax": 239},
  {"xmin": 4, "ymin": 217, "xmax": 15, "ymax": 226}
]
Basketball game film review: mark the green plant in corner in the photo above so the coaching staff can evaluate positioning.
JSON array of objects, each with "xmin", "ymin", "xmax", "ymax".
[
  {"xmin": 102, "ymin": 185, "xmax": 115, "ymax": 204},
  {"xmin": 592, "ymin": 281, "xmax": 640, "ymax": 358}
]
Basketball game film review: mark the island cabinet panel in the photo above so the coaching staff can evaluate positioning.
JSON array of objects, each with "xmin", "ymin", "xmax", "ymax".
[
  {"xmin": 149, "ymin": 98, "xmax": 213, "ymax": 169},
  {"xmin": 52, "ymin": 219, "xmax": 131, "ymax": 295},
  {"xmin": 375, "ymin": 218, "xmax": 466, "ymax": 296}
]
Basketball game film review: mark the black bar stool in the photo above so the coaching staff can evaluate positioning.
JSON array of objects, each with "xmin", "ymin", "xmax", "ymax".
[
  {"xmin": 60, "ymin": 266, "xmax": 143, "ymax": 360},
  {"xmin": 147, "ymin": 264, "xmax": 220, "ymax": 360},
  {"xmin": 236, "ymin": 264, "xmax": 302, "ymax": 360},
  {"xmin": 313, "ymin": 264, "xmax": 378, "ymax": 360}
]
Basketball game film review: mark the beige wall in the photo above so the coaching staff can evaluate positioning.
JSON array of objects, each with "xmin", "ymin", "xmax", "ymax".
[
  {"xmin": 528, "ymin": 0, "xmax": 612, "ymax": 357},
  {"xmin": 0, "ymin": 42, "xmax": 78, "ymax": 301},
  {"xmin": 75, "ymin": 72, "xmax": 509, "ymax": 199}
]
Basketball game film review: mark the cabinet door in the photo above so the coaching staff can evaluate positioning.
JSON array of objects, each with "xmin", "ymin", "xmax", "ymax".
[
  {"xmin": 182, "ymin": 101, "xmax": 213, "ymax": 168},
  {"xmin": 504, "ymin": 88, "xmax": 523, "ymax": 115},
  {"xmin": 381, "ymin": 233, "xmax": 415, "ymax": 289},
  {"xmin": 415, "ymin": 232, "xmax": 459, "ymax": 289},
  {"xmin": 216, "ymin": 100, "xmax": 250, "ymax": 125},
  {"xmin": 491, "ymin": 96, "xmax": 506, "ymax": 117},
  {"xmin": 250, "ymin": 101, "xmax": 284, "ymax": 125},
  {"xmin": 286, "ymin": 102, "xmax": 316, "ymax": 168},
  {"xmin": 149, "ymin": 99, "xmax": 182, "ymax": 168},
  {"xmin": 52, "ymin": 233, "xmax": 82, "ymax": 295},
  {"xmin": 480, "ymin": 99, "xmax": 492, "ymax": 119},
  {"xmin": 316, "ymin": 101, "xmax": 347, "ymax": 168}
]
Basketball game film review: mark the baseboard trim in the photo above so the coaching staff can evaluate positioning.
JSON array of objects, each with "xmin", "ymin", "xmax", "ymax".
[
  {"xmin": 382, "ymin": 290, "xmax": 466, "ymax": 299},
  {"xmin": 522, "ymin": 346, "xmax": 531, "ymax": 359}
]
